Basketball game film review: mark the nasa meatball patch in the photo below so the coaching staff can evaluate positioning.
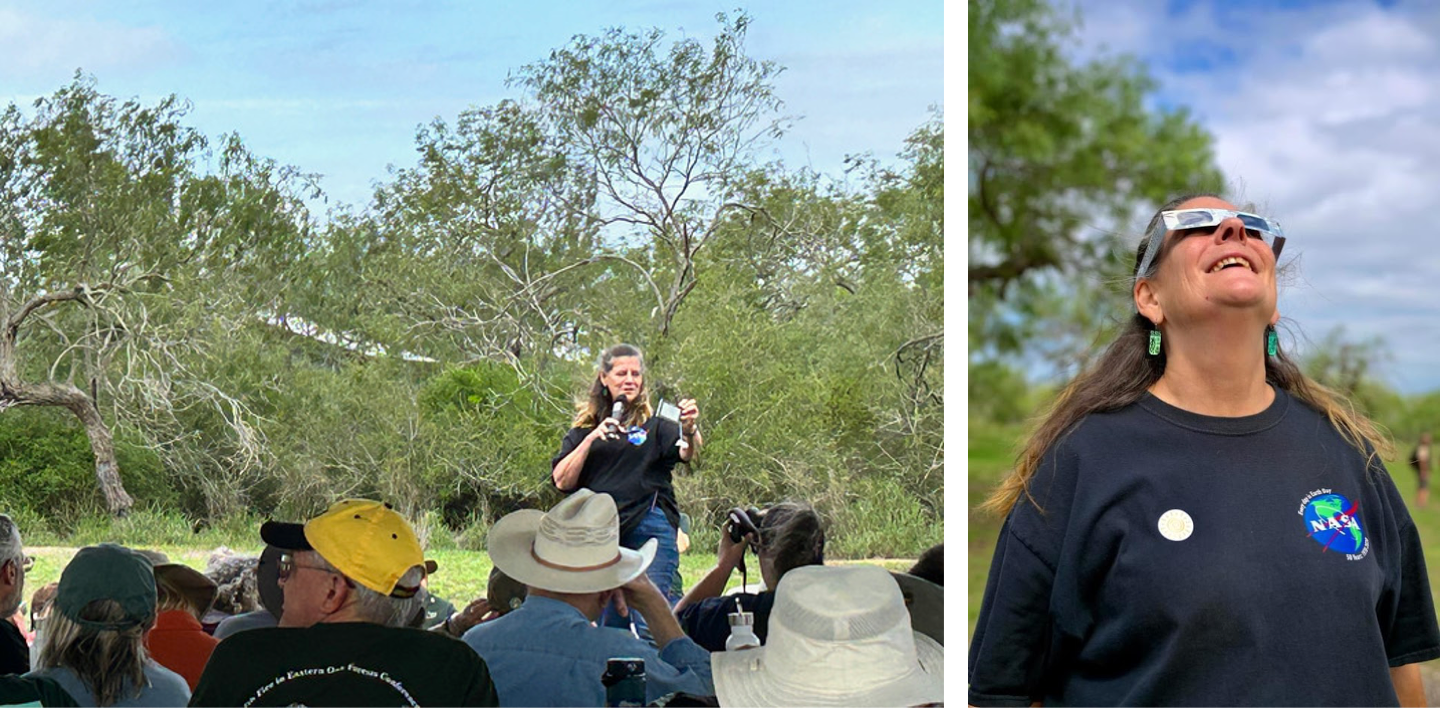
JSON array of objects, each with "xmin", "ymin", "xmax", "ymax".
[{"xmin": 1298, "ymin": 488, "xmax": 1369, "ymax": 561}]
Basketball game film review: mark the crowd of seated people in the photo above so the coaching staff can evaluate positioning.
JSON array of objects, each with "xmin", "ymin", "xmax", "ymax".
[{"xmin": 0, "ymin": 499, "xmax": 944, "ymax": 707}]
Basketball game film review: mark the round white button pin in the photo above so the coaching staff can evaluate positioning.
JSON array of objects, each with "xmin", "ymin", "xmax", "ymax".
[{"xmin": 1157, "ymin": 509, "xmax": 1194, "ymax": 541}]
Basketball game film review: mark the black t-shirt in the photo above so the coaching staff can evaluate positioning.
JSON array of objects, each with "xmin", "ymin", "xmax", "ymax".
[
  {"xmin": 552, "ymin": 415, "xmax": 684, "ymax": 538},
  {"xmin": 190, "ymin": 622, "xmax": 498, "ymax": 707},
  {"xmin": 969, "ymin": 388, "xmax": 1440, "ymax": 707},
  {"xmin": 676, "ymin": 592, "xmax": 775, "ymax": 652},
  {"xmin": 0, "ymin": 620, "xmax": 27, "ymax": 675},
  {"xmin": 0, "ymin": 675, "xmax": 77, "ymax": 707}
]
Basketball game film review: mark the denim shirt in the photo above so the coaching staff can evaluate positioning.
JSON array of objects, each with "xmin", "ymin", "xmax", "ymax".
[
  {"xmin": 463, "ymin": 595, "xmax": 714, "ymax": 706},
  {"xmin": 28, "ymin": 660, "xmax": 190, "ymax": 707}
]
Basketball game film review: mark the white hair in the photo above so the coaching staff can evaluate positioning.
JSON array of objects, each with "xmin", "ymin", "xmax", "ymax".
[
  {"xmin": 0, "ymin": 514, "xmax": 21, "ymax": 565},
  {"xmin": 0, "ymin": 514, "xmax": 22, "ymax": 616},
  {"xmin": 312, "ymin": 552, "xmax": 423, "ymax": 627}
]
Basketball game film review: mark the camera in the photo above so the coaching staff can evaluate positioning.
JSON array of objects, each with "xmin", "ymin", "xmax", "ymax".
[{"xmin": 725, "ymin": 506, "xmax": 762, "ymax": 543}]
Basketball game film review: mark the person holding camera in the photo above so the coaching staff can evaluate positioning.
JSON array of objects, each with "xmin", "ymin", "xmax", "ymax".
[
  {"xmin": 550, "ymin": 344, "xmax": 701, "ymax": 640},
  {"xmin": 674, "ymin": 502, "xmax": 825, "ymax": 652}
]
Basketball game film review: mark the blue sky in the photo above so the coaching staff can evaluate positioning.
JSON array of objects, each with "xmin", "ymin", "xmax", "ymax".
[
  {"xmin": 1046, "ymin": 0, "xmax": 1440, "ymax": 394},
  {"xmin": 0, "ymin": 1, "xmax": 943, "ymax": 210}
]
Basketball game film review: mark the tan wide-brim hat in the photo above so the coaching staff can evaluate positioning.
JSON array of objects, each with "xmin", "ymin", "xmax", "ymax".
[
  {"xmin": 138, "ymin": 550, "xmax": 219, "ymax": 619},
  {"xmin": 487, "ymin": 489, "xmax": 655, "ymax": 594},
  {"xmin": 712, "ymin": 565, "xmax": 944, "ymax": 707},
  {"xmin": 156, "ymin": 563, "xmax": 219, "ymax": 618}
]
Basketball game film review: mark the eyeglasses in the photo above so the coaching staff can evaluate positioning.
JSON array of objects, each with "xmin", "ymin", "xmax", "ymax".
[
  {"xmin": 4, "ymin": 555, "xmax": 32, "ymax": 573},
  {"xmin": 277, "ymin": 552, "xmax": 351, "ymax": 588},
  {"xmin": 276, "ymin": 552, "xmax": 419, "ymax": 596},
  {"xmin": 1136, "ymin": 208, "xmax": 1287, "ymax": 278}
]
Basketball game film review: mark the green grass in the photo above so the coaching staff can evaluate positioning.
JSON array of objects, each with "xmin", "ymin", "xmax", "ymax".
[
  {"xmin": 968, "ymin": 418, "xmax": 1440, "ymax": 676},
  {"xmin": 968, "ymin": 418, "xmax": 1023, "ymax": 637},
  {"xmin": 20, "ymin": 543, "xmax": 908, "ymax": 616},
  {"xmin": 9, "ymin": 501, "xmax": 915, "ymax": 620}
]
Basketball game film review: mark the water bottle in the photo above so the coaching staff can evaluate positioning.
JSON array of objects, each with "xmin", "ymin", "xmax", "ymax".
[
  {"xmin": 602, "ymin": 657, "xmax": 647, "ymax": 707},
  {"xmin": 725, "ymin": 609, "xmax": 761, "ymax": 651}
]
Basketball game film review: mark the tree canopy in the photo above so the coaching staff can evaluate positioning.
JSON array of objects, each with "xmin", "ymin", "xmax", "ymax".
[
  {"xmin": 968, "ymin": 0, "xmax": 1223, "ymax": 361},
  {"xmin": 0, "ymin": 16, "xmax": 943, "ymax": 557}
]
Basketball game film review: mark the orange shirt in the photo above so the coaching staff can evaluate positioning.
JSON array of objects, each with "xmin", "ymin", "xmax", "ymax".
[{"xmin": 146, "ymin": 609, "xmax": 218, "ymax": 691}]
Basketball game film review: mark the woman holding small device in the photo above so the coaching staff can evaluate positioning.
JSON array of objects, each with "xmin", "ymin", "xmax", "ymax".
[{"xmin": 551, "ymin": 343, "xmax": 701, "ymax": 636}]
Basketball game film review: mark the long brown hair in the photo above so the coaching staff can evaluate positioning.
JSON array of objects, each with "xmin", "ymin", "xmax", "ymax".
[
  {"xmin": 37, "ymin": 599, "xmax": 149, "ymax": 706},
  {"xmin": 980, "ymin": 193, "xmax": 1393, "ymax": 517},
  {"xmin": 572, "ymin": 343, "xmax": 655, "ymax": 428}
]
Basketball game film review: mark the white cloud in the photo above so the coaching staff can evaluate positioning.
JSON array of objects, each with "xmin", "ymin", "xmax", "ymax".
[
  {"xmin": 1300, "ymin": 10, "xmax": 1437, "ymax": 64},
  {"xmin": 1066, "ymin": 0, "xmax": 1440, "ymax": 392},
  {"xmin": 0, "ymin": 7, "xmax": 183, "ymax": 81}
]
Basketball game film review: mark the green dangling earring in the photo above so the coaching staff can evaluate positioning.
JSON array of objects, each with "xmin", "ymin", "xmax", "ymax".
[
  {"xmin": 1265, "ymin": 326, "xmax": 1278, "ymax": 357},
  {"xmin": 1148, "ymin": 329, "xmax": 1162, "ymax": 356}
]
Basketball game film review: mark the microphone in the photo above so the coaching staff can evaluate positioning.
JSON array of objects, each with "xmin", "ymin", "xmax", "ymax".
[{"xmin": 610, "ymin": 395, "xmax": 627, "ymax": 440}]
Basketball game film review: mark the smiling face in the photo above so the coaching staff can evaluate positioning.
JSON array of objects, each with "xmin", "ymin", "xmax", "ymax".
[
  {"xmin": 1135, "ymin": 196, "xmax": 1281, "ymax": 330},
  {"xmin": 601, "ymin": 355, "xmax": 643, "ymax": 403}
]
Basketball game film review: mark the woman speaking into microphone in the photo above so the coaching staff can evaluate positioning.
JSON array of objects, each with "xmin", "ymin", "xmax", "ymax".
[{"xmin": 550, "ymin": 344, "xmax": 701, "ymax": 637}]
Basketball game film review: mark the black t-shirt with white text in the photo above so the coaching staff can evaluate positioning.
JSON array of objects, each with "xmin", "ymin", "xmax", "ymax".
[
  {"xmin": 190, "ymin": 622, "xmax": 498, "ymax": 707},
  {"xmin": 552, "ymin": 415, "xmax": 684, "ymax": 538},
  {"xmin": 969, "ymin": 388, "xmax": 1440, "ymax": 706}
]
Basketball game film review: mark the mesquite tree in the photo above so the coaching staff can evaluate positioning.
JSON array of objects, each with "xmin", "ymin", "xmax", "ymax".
[
  {"xmin": 0, "ymin": 77, "xmax": 315, "ymax": 515},
  {"xmin": 509, "ymin": 10, "xmax": 789, "ymax": 337}
]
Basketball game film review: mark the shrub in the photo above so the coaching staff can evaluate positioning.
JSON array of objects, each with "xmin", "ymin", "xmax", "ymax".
[{"xmin": 0, "ymin": 408, "xmax": 176, "ymax": 521}]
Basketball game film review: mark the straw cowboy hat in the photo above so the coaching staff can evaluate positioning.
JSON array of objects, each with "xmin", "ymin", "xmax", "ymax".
[
  {"xmin": 487, "ymin": 489, "xmax": 656, "ymax": 594},
  {"xmin": 712, "ymin": 564, "xmax": 944, "ymax": 707}
]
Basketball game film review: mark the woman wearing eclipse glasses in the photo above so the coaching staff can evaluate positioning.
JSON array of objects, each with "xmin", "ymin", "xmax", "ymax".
[{"xmin": 969, "ymin": 194, "xmax": 1440, "ymax": 706}]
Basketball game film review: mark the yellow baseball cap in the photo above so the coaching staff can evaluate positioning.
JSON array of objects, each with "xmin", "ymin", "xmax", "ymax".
[{"xmin": 261, "ymin": 499, "xmax": 424, "ymax": 597}]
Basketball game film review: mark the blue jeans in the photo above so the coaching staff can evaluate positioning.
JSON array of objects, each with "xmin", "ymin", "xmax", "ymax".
[{"xmin": 601, "ymin": 504, "xmax": 680, "ymax": 644}]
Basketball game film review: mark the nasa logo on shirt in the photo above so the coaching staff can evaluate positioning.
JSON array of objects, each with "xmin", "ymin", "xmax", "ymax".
[
  {"xmin": 627, "ymin": 426, "xmax": 647, "ymax": 446},
  {"xmin": 1297, "ymin": 488, "xmax": 1369, "ymax": 561}
]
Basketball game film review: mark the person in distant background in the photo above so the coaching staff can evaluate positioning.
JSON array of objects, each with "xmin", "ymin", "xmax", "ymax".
[{"xmin": 1411, "ymin": 432, "xmax": 1432, "ymax": 508}]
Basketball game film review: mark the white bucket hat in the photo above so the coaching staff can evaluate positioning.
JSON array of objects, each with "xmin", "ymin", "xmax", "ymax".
[
  {"xmin": 712, "ymin": 564, "xmax": 944, "ymax": 707},
  {"xmin": 487, "ymin": 489, "xmax": 656, "ymax": 594}
]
